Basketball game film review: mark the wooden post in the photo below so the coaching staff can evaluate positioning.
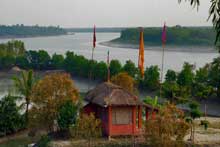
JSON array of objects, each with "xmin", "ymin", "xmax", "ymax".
[
  {"xmin": 138, "ymin": 106, "xmax": 142, "ymax": 129},
  {"xmin": 108, "ymin": 106, "xmax": 112, "ymax": 140},
  {"xmin": 132, "ymin": 106, "xmax": 136, "ymax": 135},
  {"xmin": 146, "ymin": 108, "xmax": 149, "ymax": 120},
  {"xmin": 152, "ymin": 111, "xmax": 156, "ymax": 120}
]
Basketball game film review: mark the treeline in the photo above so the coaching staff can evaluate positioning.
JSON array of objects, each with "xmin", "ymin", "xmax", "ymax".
[
  {"xmin": 112, "ymin": 26, "xmax": 215, "ymax": 46},
  {"xmin": 0, "ymin": 24, "xmax": 67, "ymax": 38},
  {"xmin": 1, "ymin": 41, "xmax": 220, "ymax": 102},
  {"xmin": 65, "ymin": 27, "xmax": 125, "ymax": 33}
]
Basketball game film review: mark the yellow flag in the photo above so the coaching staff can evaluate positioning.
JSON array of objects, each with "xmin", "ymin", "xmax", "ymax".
[{"xmin": 138, "ymin": 28, "xmax": 144, "ymax": 78}]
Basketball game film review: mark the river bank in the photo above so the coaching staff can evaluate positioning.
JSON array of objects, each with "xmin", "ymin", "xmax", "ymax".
[
  {"xmin": 100, "ymin": 41, "xmax": 217, "ymax": 53},
  {"xmin": 0, "ymin": 34, "xmax": 69, "ymax": 40}
]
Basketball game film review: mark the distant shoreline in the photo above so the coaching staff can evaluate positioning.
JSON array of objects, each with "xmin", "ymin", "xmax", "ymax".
[
  {"xmin": 0, "ymin": 34, "xmax": 69, "ymax": 40},
  {"xmin": 100, "ymin": 41, "xmax": 218, "ymax": 53}
]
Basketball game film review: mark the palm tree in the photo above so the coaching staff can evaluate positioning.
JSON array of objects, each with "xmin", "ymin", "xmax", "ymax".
[{"xmin": 13, "ymin": 70, "xmax": 35, "ymax": 124}]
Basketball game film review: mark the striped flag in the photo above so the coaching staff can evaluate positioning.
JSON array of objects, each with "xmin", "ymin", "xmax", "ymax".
[
  {"xmin": 138, "ymin": 28, "xmax": 145, "ymax": 78},
  {"xmin": 93, "ymin": 25, "xmax": 96, "ymax": 48},
  {"xmin": 162, "ymin": 23, "xmax": 166, "ymax": 46}
]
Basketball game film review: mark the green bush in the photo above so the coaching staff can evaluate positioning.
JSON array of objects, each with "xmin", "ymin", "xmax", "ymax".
[
  {"xmin": 57, "ymin": 100, "xmax": 78, "ymax": 130},
  {"xmin": 0, "ymin": 95, "xmax": 25, "ymax": 137}
]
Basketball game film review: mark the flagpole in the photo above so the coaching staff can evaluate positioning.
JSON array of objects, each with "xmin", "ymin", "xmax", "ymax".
[
  {"xmin": 107, "ymin": 50, "xmax": 110, "ymax": 82},
  {"xmin": 88, "ymin": 25, "xmax": 96, "ymax": 90},
  {"xmin": 160, "ymin": 45, "xmax": 165, "ymax": 99},
  {"xmin": 160, "ymin": 23, "xmax": 166, "ymax": 99}
]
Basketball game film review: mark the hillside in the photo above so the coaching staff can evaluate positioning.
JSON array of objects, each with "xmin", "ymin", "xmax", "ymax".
[
  {"xmin": 0, "ymin": 25, "xmax": 67, "ymax": 38},
  {"xmin": 110, "ymin": 26, "xmax": 215, "ymax": 46}
]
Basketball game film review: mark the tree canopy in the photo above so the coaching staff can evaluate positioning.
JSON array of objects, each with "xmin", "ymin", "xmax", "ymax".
[{"xmin": 29, "ymin": 73, "xmax": 79, "ymax": 131}]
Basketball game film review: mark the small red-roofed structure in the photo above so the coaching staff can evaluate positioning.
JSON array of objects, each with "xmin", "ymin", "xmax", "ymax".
[{"xmin": 83, "ymin": 82, "xmax": 158, "ymax": 138}]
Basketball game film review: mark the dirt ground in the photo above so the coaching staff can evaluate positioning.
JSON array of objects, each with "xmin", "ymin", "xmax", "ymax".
[{"xmin": 184, "ymin": 117, "xmax": 220, "ymax": 146}]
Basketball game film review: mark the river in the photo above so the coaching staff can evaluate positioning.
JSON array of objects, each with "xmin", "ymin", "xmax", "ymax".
[{"xmin": 0, "ymin": 33, "xmax": 218, "ymax": 97}]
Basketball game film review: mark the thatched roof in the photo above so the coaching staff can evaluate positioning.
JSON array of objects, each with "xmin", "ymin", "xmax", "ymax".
[{"xmin": 84, "ymin": 82, "xmax": 143, "ymax": 107}]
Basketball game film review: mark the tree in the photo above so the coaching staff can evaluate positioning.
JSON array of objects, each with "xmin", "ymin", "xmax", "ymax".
[
  {"xmin": 0, "ymin": 40, "xmax": 25, "ymax": 57},
  {"xmin": 109, "ymin": 59, "xmax": 122, "ymax": 77},
  {"xmin": 111, "ymin": 72, "xmax": 137, "ymax": 94},
  {"xmin": 16, "ymin": 55, "xmax": 29, "ymax": 69},
  {"xmin": 165, "ymin": 69, "xmax": 177, "ymax": 83},
  {"xmin": 177, "ymin": 62, "xmax": 194, "ymax": 97},
  {"xmin": 70, "ymin": 113, "xmax": 102, "ymax": 147},
  {"xmin": 208, "ymin": 57, "xmax": 220, "ymax": 96},
  {"xmin": 13, "ymin": 70, "xmax": 35, "ymax": 124},
  {"xmin": 186, "ymin": 101, "xmax": 202, "ymax": 143},
  {"xmin": 57, "ymin": 100, "xmax": 78, "ymax": 131},
  {"xmin": 162, "ymin": 81, "xmax": 180, "ymax": 103},
  {"xmin": 51, "ymin": 53, "xmax": 64, "ymax": 69},
  {"xmin": 64, "ymin": 51, "xmax": 75, "ymax": 73},
  {"xmin": 0, "ymin": 55, "xmax": 16, "ymax": 69},
  {"xmin": 27, "ymin": 50, "xmax": 40, "ymax": 69},
  {"xmin": 193, "ymin": 66, "xmax": 212, "ymax": 100},
  {"xmin": 29, "ymin": 73, "xmax": 79, "ymax": 132},
  {"xmin": 38, "ymin": 50, "xmax": 51, "ymax": 70},
  {"xmin": 94, "ymin": 61, "xmax": 108, "ymax": 80},
  {"xmin": 0, "ymin": 95, "xmax": 25, "ymax": 137},
  {"xmin": 123, "ymin": 60, "xmax": 138, "ymax": 78},
  {"xmin": 143, "ymin": 65, "xmax": 160, "ymax": 90}
]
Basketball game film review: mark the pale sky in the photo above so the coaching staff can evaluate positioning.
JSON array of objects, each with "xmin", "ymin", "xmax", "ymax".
[{"xmin": 0, "ymin": 0, "xmax": 212, "ymax": 28}]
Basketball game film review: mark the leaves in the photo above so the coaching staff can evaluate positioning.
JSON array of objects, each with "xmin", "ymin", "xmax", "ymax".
[
  {"xmin": 70, "ymin": 113, "xmax": 102, "ymax": 139},
  {"xmin": 0, "ymin": 95, "xmax": 25, "ymax": 137},
  {"xmin": 208, "ymin": 0, "xmax": 220, "ymax": 44},
  {"xmin": 57, "ymin": 100, "xmax": 78, "ymax": 130},
  {"xmin": 111, "ymin": 72, "xmax": 137, "ymax": 94},
  {"xmin": 144, "ymin": 104, "xmax": 190, "ymax": 146},
  {"xmin": 29, "ymin": 73, "xmax": 79, "ymax": 132},
  {"xmin": 143, "ymin": 65, "xmax": 160, "ymax": 90},
  {"xmin": 178, "ymin": 0, "xmax": 200, "ymax": 9}
]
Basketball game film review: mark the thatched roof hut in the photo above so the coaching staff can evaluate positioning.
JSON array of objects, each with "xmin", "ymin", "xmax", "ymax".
[
  {"xmin": 83, "ymin": 82, "xmax": 158, "ymax": 137},
  {"xmin": 84, "ymin": 82, "xmax": 143, "ymax": 107}
]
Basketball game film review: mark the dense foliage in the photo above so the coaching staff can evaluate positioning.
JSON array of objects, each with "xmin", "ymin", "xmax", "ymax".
[
  {"xmin": 70, "ymin": 113, "xmax": 102, "ymax": 147},
  {"xmin": 0, "ymin": 25, "xmax": 67, "ymax": 37},
  {"xmin": 0, "ymin": 40, "xmax": 25, "ymax": 69},
  {"xmin": 0, "ymin": 95, "xmax": 25, "ymax": 137},
  {"xmin": 111, "ymin": 72, "xmax": 137, "ymax": 94},
  {"xmin": 112, "ymin": 27, "xmax": 215, "ymax": 46},
  {"xmin": 57, "ymin": 100, "xmax": 78, "ymax": 131},
  {"xmin": 29, "ymin": 73, "xmax": 79, "ymax": 132},
  {"xmin": 143, "ymin": 65, "xmax": 160, "ymax": 90},
  {"xmin": 145, "ymin": 104, "xmax": 190, "ymax": 147},
  {"xmin": 2, "ymin": 40, "xmax": 220, "ymax": 103}
]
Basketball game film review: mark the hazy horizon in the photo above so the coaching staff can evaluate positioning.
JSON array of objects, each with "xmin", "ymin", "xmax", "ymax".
[{"xmin": 0, "ymin": 0, "xmax": 212, "ymax": 28}]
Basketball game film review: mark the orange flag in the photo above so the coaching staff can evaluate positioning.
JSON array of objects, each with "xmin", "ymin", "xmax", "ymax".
[{"xmin": 138, "ymin": 28, "xmax": 145, "ymax": 78}]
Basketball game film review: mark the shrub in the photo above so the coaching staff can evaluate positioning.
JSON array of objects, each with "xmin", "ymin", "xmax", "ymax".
[
  {"xmin": 0, "ymin": 95, "xmax": 25, "ymax": 137},
  {"xmin": 144, "ymin": 104, "xmax": 190, "ymax": 147},
  {"xmin": 70, "ymin": 113, "xmax": 102, "ymax": 147},
  {"xmin": 57, "ymin": 100, "xmax": 78, "ymax": 131}
]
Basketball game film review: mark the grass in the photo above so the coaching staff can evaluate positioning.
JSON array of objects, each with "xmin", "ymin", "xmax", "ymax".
[
  {"xmin": 0, "ymin": 131, "xmax": 42, "ymax": 147},
  {"xmin": 0, "ymin": 137, "xmax": 34, "ymax": 147}
]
